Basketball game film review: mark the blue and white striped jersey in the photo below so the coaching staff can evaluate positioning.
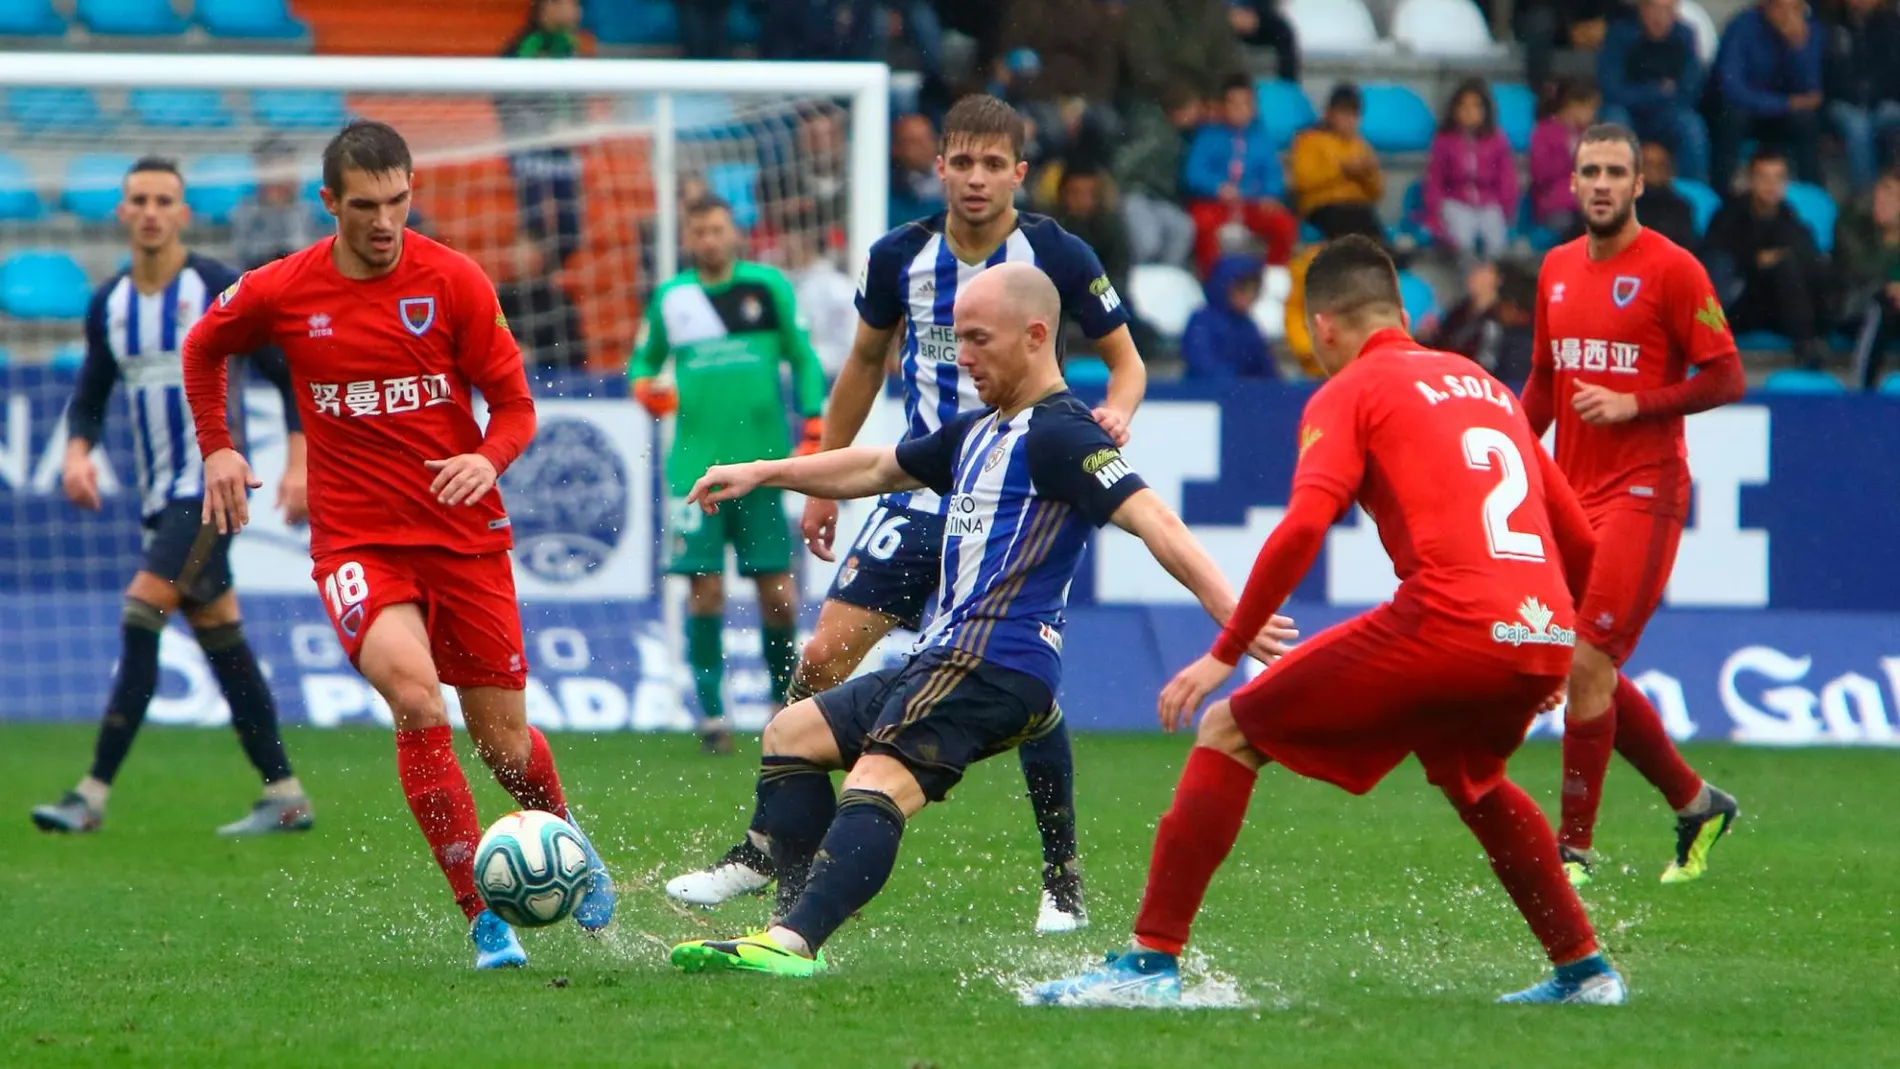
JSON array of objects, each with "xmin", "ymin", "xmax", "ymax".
[
  {"xmin": 69, "ymin": 253, "xmax": 297, "ymax": 518},
  {"xmin": 893, "ymin": 390, "xmax": 1147, "ymax": 690},
  {"xmin": 857, "ymin": 211, "xmax": 1130, "ymax": 513}
]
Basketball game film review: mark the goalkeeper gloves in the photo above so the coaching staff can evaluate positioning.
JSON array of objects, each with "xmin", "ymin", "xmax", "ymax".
[
  {"xmin": 795, "ymin": 417, "xmax": 824, "ymax": 456},
  {"xmin": 633, "ymin": 379, "xmax": 678, "ymax": 418}
]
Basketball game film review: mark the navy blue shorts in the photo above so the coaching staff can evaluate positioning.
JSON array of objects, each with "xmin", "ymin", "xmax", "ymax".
[
  {"xmin": 825, "ymin": 504, "xmax": 943, "ymax": 631},
  {"xmin": 814, "ymin": 646, "xmax": 1061, "ymax": 802},
  {"xmin": 141, "ymin": 498, "xmax": 233, "ymax": 608}
]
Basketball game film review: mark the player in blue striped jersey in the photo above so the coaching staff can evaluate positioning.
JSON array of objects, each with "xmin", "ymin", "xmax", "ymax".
[
  {"xmin": 29, "ymin": 157, "xmax": 315, "ymax": 838},
  {"xmin": 668, "ymin": 263, "xmax": 1292, "ymax": 977},
  {"xmin": 666, "ymin": 95, "xmax": 1145, "ymax": 933}
]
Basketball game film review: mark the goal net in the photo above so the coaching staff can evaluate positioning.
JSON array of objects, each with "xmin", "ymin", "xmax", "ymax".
[{"xmin": 0, "ymin": 53, "xmax": 890, "ymax": 731}]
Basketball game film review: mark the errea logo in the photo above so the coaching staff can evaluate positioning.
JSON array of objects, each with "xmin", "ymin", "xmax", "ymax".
[
  {"xmin": 307, "ymin": 313, "xmax": 333, "ymax": 338},
  {"xmin": 1491, "ymin": 597, "xmax": 1576, "ymax": 648}
]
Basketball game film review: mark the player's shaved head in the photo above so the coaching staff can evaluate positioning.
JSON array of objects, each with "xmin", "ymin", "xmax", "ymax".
[
  {"xmin": 1305, "ymin": 235, "xmax": 1403, "ymax": 323},
  {"xmin": 987, "ymin": 261, "xmax": 1061, "ymax": 337},
  {"xmin": 954, "ymin": 263, "xmax": 1064, "ymax": 409}
]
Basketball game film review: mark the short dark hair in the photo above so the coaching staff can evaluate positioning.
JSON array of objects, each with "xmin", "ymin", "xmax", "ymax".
[
  {"xmin": 1221, "ymin": 73, "xmax": 1255, "ymax": 96},
  {"xmin": 1575, "ymin": 122, "xmax": 1641, "ymax": 168},
  {"xmin": 1305, "ymin": 234, "xmax": 1403, "ymax": 323},
  {"xmin": 1159, "ymin": 80, "xmax": 1200, "ymax": 113},
  {"xmin": 685, "ymin": 194, "xmax": 733, "ymax": 219},
  {"xmin": 941, "ymin": 94, "xmax": 1027, "ymax": 162},
  {"xmin": 1497, "ymin": 259, "xmax": 1538, "ymax": 312},
  {"xmin": 321, "ymin": 119, "xmax": 412, "ymax": 196},
  {"xmin": 126, "ymin": 156, "xmax": 181, "ymax": 183},
  {"xmin": 1327, "ymin": 83, "xmax": 1363, "ymax": 113},
  {"xmin": 1639, "ymin": 138, "xmax": 1672, "ymax": 160},
  {"xmin": 1750, "ymin": 143, "xmax": 1790, "ymax": 170}
]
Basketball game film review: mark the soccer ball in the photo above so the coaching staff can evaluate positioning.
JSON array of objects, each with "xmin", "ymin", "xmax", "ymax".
[{"xmin": 473, "ymin": 810, "xmax": 591, "ymax": 928}]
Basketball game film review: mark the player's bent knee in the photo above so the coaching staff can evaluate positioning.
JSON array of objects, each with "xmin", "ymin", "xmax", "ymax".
[
  {"xmin": 1566, "ymin": 641, "xmax": 1618, "ymax": 721},
  {"xmin": 840, "ymin": 755, "xmax": 925, "ymax": 818},
  {"xmin": 183, "ymin": 592, "xmax": 240, "ymax": 630},
  {"xmin": 761, "ymin": 700, "xmax": 839, "ymax": 765},
  {"xmin": 1195, "ymin": 701, "xmax": 1255, "ymax": 760},
  {"xmin": 125, "ymin": 571, "xmax": 182, "ymax": 613}
]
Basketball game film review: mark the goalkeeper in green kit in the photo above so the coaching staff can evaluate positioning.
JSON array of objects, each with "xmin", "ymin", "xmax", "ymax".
[{"xmin": 630, "ymin": 195, "xmax": 828, "ymax": 753}]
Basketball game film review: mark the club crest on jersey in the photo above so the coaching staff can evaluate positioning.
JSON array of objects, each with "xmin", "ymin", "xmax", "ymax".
[
  {"xmin": 983, "ymin": 439, "xmax": 1009, "ymax": 471},
  {"xmin": 1612, "ymin": 276, "xmax": 1641, "ymax": 308},
  {"xmin": 399, "ymin": 297, "xmax": 436, "ymax": 336},
  {"xmin": 740, "ymin": 295, "xmax": 763, "ymax": 323}
]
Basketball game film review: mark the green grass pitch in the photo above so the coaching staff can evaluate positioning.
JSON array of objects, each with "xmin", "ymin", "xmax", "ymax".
[{"xmin": 2, "ymin": 725, "xmax": 1894, "ymax": 1068}]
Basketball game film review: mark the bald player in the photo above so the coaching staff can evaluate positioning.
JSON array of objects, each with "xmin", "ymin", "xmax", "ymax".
[{"xmin": 665, "ymin": 263, "xmax": 1296, "ymax": 978}]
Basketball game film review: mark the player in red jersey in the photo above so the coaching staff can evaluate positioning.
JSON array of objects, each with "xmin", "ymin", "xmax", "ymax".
[
  {"xmin": 1033, "ymin": 236, "xmax": 1625, "ymax": 1007},
  {"xmin": 1528, "ymin": 123, "xmax": 1744, "ymax": 888},
  {"xmin": 181, "ymin": 121, "xmax": 616, "ymax": 969}
]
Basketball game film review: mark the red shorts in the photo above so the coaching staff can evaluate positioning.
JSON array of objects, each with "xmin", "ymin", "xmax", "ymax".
[
  {"xmin": 1575, "ymin": 508, "xmax": 1683, "ymax": 666},
  {"xmin": 1229, "ymin": 607, "xmax": 1566, "ymax": 808},
  {"xmin": 311, "ymin": 547, "xmax": 529, "ymax": 690}
]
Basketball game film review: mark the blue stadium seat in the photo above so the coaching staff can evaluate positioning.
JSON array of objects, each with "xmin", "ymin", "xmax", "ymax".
[
  {"xmin": 1515, "ymin": 189, "xmax": 1559, "ymax": 251},
  {"xmin": 1733, "ymin": 330, "xmax": 1790, "ymax": 352},
  {"xmin": 1389, "ymin": 178, "xmax": 1433, "ymax": 246},
  {"xmin": 0, "ymin": 0, "xmax": 66, "ymax": 35},
  {"xmin": 1357, "ymin": 83, "xmax": 1436, "ymax": 153},
  {"xmin": 727, "ymin": 3, "xmax": 759, "ymax": 44},
  {"xmin": 61, "ymin": 153, "xmax": 135, "ymax": 221},
  {"xmin": 6, "ymin": 87, "xmax": 109, "ymax": 134},
  {"xmin": 1761, "ymin": 367, "xmax": 1845, "ymax": 394},
  {"xmin": 585, "ymin": 0, "xmax": 675, "ymax": 44},
  {"xmin": 251, "ymin": 89, "xmax": 347, "ymax": 129},
  {"xmin": 0, "ymin": 152, "xmax": 44, "ymax": 221},
  {"xmin": 1785, "ymin": 181, "xmax": 1836, "ymax": 254},
  {"xmin": 195, "ymin": 0, "xmax": 306, "ymax": 39},
  {"xmin": 50, "ymin": 341, "xmax": 87, "ymax": 371},
  {"xmin": 184, "ymin": 154, "xmax": 256, "ymax": 225},
  {"xmin": 1, "ymin": 250, "xmax": 91, "ymax": 320},
  {"xmin": 75, "ymin": 0, "xmax": 186, "ymax": 35},
  {"xmin": 1878, "ymin": 371, "xmax": 1900, "ymax": 396},
  {"xmin": 1257, "ymin": 79, "xmax": 1316, "ymax": 152},
  {"xmin": 1065, "ymin": 356, "xmax": 1111, "ymax": 388},
  {"xmin": 1673, "ymin": 177, "xmax": 1721, "ymax": 236},
  {"xmin": 0, "ymin": 344, "xmax": 9, "ymax": 370},
  {"xmin": 707, "ymin": 161, "xmax": 760, "ymax": 229},
  {"xmin": 1397, "ymin": 268, "xmax": 1440, "ymax": 328},
  {"xmin": 1298, "ymin": 221, "xmax": 1324, "ymax": 245},
  {"xmin": 1491, "ymin": 82, "xmax": 1535, "ymax": 153},
  {"xmin": 130, "ymin": 88, "xmax": 235, "ymax": 128}
]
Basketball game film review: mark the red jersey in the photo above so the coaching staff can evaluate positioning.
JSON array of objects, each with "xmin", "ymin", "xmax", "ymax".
[
  {"xmin": 1532, "ymin": 227, "xmax": 1737, "ymax": 518},
  {"xmin": 183, "ymin": 231, "xmax": 535, "ymax": 558},
  {"xmin": 1292, "ymin": 329, "xmax": 1585, "ymax": 672}
]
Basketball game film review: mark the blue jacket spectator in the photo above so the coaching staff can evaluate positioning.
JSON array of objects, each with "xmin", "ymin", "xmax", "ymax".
[
  {"xmin": 1821, "ymin": 0, "xmax": 1900, "ymax": 193},
  {"xmin": 1180, "ymin": 254, "xmax": 1276, "ymax": 380},
  {"xmin": 1597, "ymin": 1, "xmax": 1709, "ymax": 182},
  {"xmin": 1711, "ymin": 0, "xmax": 1824, "ymax": 185},
  {"xmin": 1182, "ymin": 113, "xmax": 1285, "ymax": 202}
]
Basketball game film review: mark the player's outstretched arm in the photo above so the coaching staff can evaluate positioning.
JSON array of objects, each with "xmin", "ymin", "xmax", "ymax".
[
  {"xmin": 1092, "ymin": 326, "xmax": 1147, "ymax": 447},
  {"xmin": 797, "ymin": 318, "xmax": 899, "ymax": 559},
  {"xmin": 689, "ymin": 446, "xmax": 919, "ymax": 514},
  {"xmin": 1110, "ymin": 489, "xmax": 1298, "ymax": 657}
]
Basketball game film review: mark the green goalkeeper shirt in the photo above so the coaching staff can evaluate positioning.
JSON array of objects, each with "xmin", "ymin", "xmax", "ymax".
[{"xmin": 630, "ymin": 261, "xmax": 828, "ymax": 494}]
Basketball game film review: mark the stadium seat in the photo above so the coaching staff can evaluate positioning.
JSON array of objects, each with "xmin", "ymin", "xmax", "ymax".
[
  {"xmin": 1492, "ymin": 82, "xmax": 1536, "ymax": 153},
  {"xmin": 130, "ymin": 88, "xmax": 235, "ymax": 128},
  {"xmin": 1785, "ymin": 181, "xmax": 1837, "ymax": 254},
  {"xmin": 1733, "ymin": 330, "xmax": 1791, "ymax": 352},
  {"xmin": 194, "ymin": 0, "xmax": 306, "ymax": 39},
  {"xmin": 1392, "ymin": 0, "xmax": 1501, "ymax": 58},
  {"xmin": 585, "ymin": 0, "xmax": 675, "ymax": 44},
  {"xmin": 1516, "ymin": 191, "xmax": 1558, "ymax": 251},
  {"xmin": 1358, "ymin": 84, "xmax": 1436, "ymax": 153},
  {"xmin": 707, "ymin": 161, "xmax": 760, "ymax": 229},
  {"xmin": 251, "ymin": 89, "xmax": 347, "ymax": 129},
  {"xmin": 50, "ymin": 341, "xmax": 86, "ymax": 370},
  {"xmin": 1391, "ymin": 179, "xmax": 1433, "ymax": 246},
  {"xmin": 727, "ymin": 3, "xmax": 759, "ymax": 45},
  {"xmin": 1257, "ymin": 79, "xmax": 1317, "ymax": 152},
  {"xmin": 1283, "ymin": 0, "xmax": 1385, "ymax": 56},
  {"xmin": 1128, "ymin": 264, "xmax": 1204, "ymax": 338},
  {"xmin": 1251, "ymin": 266, "xmax": 1292, "ymax": 342},
  {"xmin": 1877, "ymin": 371, "xmax": 1900, "ymax": 396},
  {"xmin": 1065, "ymin": 356, "xmax": 1111, "ymax": 387},
  {"xmin": 75, "ymin": 0, "xmax": 186, "ymax": 36},
  {"xmin": 1397, "ymin": 269, "xmax": 1440, "ymax": 330},
  {"xmin": 1673, "ymin": 177, "xmax": 1721, "ymax": 236},
  {"xmin": 0, "ymin": 250, "xmax": 91, "ymax": 320},
  {"xmin": 0, "ymin": 152, "xmax": 44, "ymax": 222},
  {"xmin": 184, "ymin": 154, "xmax": 256, "ymax": 225},
  {"xmin": 1762, "ymin": 368, "xmax": 1846, "ymax": 394},
  {"xmin": 1678, "ymin": 0, "xmax": 1720, "ymax": 64},
  {"xmin": 1298, "ymin": 221, "xmax": 1324, "ymax": 245},
  {"xmin": 6, "ymin": 87, "xmax": 109, "ymax": 134},
  {"xmin": 0, "ymin": 0, "xmax": 66, "ymax": 36},
  {"xmin": 61, "ymin": 153, "xmax": 136, "ymax": 221}
]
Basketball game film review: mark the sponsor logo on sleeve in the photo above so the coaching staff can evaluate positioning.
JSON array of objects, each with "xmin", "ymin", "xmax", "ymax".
[
  {"xmin": 1695, "ymin": 296, "xmax": 1728, "ymax": 333},
  {"xmin": 1298, "ymin": 425, "xmax": 1323, "ymax": 459},
  {"xmin": 1088, "ymin": 274, "xmax": 1122, "ymax": 314},
  {"xmin": 495, "ymin": 308, "xmax": 509, "ymax": 329},
  {"xmin": 219, "ymin": 276, "xmax": 243, "ymax": 306},
  {"xmin": 1082, "ymin": 447, "xmax": 1133, "ymax": 488}
]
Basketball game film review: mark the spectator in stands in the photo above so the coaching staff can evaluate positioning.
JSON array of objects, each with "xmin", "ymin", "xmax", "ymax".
[
  {"xmin": 1531, "ymin": 78, "xmax": 1601, "ymax": 240},
  {"xmin": 888, "ymin": 113, "xmax": 946, "ymax": 227},
  {"xmin": 1424, "ymin": 80, "xmax": 1518, "ymax": 266},
  {"xmin": 1821, "ymin": 0, "xmax": 1900, "ymax": 194},
  {"xmin": 1121, "ymin": 0, "xmax": 1248, "ymax": 102},
  {"xmin": 791, "ymin": 106, "xmax": 850, "ymax": 226},
  {"xmin": 1227, "ymin": 0, "xmax": 1301, "ymax": 82},
  {"xmin": 1288, "ymin": 84, "xmax": 1387, "ymax": 243},
  {"xmin": 497, "ymin": 235, "xmax": 586, "ymax": 375},
  {"xmin": 761, "ymin": 0, "xmax": 878, "ymax": 60},
  {"xmin": 1598, "ymin": 0, "xmax": 1709, "ymax": 182},
  {"xmin": 1184, "ymin": 73, "xmax": 1299, "ymax": 274},
  {"xmin": 1516, "ymin": 0, "xmax": 1623, "ymax": 97},
  {"xmin": 1115, "ymin": 81, "xmax": 1201, "ymax": 268},
  {"xmin": 782, "ymin": 230, "xmax": 859, "ymax": 377},
  {"xmin": 230, "ymin": 137, "xmax": 314, "ymax": 271},
  {"xmin": 1637, "ymin": 138, "xmax": 1701, "ymax": 249},
  {"xmin": 1705, "ymin": 145, "xmax": 1830, "ymax": 367},
  {"xmin": 500, "ymin": 0, "xmax": 586, "ymax": 267},
  {"xmin": 1834, "ymin": 168, "xmax": 1900, "ymax": 387},
  {"xmin": 1711, "ymin": 0, "xmax": 1824, "ymax": 187},
  {"xmin": 1425, "ymin": 259, "xmax": 1539, "ymax": 390},
  {"xmin": 1051, "ymin": 165, "xmax": 1133, "ymax": 304},
  {"xmin": 992, "ymin": 0, "xmax": 1122, "ymax": 163},
  {"xmin": 1180, "ymin": 252, "xmax": 1277, "ymax": 380}
]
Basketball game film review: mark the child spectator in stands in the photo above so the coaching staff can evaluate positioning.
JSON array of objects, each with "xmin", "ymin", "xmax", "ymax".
[
  {"xmin": 1425, "ymin": 80, "xmax": 1518, "ymax": 267},
  {"xmin": 1711, "ymin": 0, "xmax": 1823, "ymax": 187},
  {"xmin": 1425, "ymin": 259, "xmax": 1539, "ymax": 391},
  {"xmin": 1530, "ymin": 78, "xmax": 1601, "ymax": 241},
  {"xmin": 230, "ymin": 136, "xmax": 314, "ymax": 271},
  {"xmin": 1115, "ymin": 81, "xmax": 1202, "ymax": 268},
  {"xmin": 1289, "ymin": 83, "xmax": 1387, "ymax": 243},
  {"xmin": 500, "ymin": 0, "xmax": 587, "ymax": 267},
  {"xmin": 496, "ymin": 235, "xmax": 586, "ymax": 376},
  {"xmin": 888, "ymin": 113, "xmax": 946, "ymax": 227},
  {"xmin": 1835, "ymin": 168, "xmax": 1900, "ymax": 388},
  {"xmin": 1051, "ymin": 165, "xmax": 1133, "ymax": 306},
  {"xmin": 1599, "ymin": 0, "xmax": 1710, "ymax": 183},
  {"xmin": 1180, "ymin": 252, "xmax": 1277, "ymax": 380},
  {"xmin": 1705, "ymin": 145, "xmax": 1830, "ymax": 368},
  {"xmin": 1184, "ymin": 73, "xmax": 1299, "ymax": 275},
  {"xmin": 1821, "ymin": 0, "xmax": 1900, "ymax": 195},
  {"xmin": 1636, "ymin": 138, "xmax": 1700, "ymax": 250}
]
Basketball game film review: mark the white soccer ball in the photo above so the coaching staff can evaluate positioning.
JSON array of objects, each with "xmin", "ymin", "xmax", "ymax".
[{"xmin": 474, "ymin": 810, "xmax": 592, "ymax": 928}]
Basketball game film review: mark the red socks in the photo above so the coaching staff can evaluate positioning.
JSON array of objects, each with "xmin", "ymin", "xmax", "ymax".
[
  {"xmin": 395, "ymin": 726, "xmax": 484, "ymax": 921},
  {"xmin": 492, "ymin": 726, "xmax": 569, "ymax": 821},
  {"xmin": 1611, "ymin": 674, "xmax": 1703, "ymax": 811},
  {"xmin": 1132, "ymin": 746, "xmax": 1258, "ymax": 956},
  {"xmin": 1558, "ymin": 709, "xmax": 1616, "ymax": 851},
  {"xmin": 1457, "ymin": 780, "xmax": 1599, "ymax": 965}
]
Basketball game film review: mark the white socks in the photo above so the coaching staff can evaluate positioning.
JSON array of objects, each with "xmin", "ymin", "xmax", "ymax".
[{"xmin": 74, "ymin": 776, "xmax": 110, "ymax": 812}]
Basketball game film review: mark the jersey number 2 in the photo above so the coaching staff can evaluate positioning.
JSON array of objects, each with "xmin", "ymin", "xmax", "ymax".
[
  {"xmin": 1461, "ymin": 428, "xmax": 1546, "ymax": 562},
  {"xmin": 324, "ymin": 562, "xmax": 369, "ymax": 617}
]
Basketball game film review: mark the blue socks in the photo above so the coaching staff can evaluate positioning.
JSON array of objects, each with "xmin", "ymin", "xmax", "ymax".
[
  {"xmin": 779, "ymin": 788, "xmax": 907, "ymax": 953},
  {"xmin": 756, "ymin": 756, "xmax": 835, "ymax": 916},
  {"xmin": 1017, "ymin": 717, "xmax": 1078, "ymax": 866}
]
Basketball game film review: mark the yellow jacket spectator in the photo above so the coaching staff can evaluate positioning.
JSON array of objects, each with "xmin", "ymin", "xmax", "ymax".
[{"xmin": 1287, "ymin": 83, "xmax": 1389, "ymax": 243}]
